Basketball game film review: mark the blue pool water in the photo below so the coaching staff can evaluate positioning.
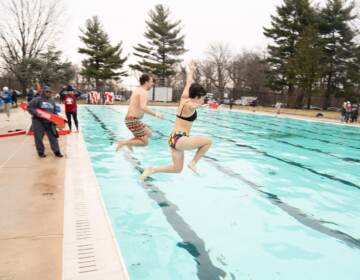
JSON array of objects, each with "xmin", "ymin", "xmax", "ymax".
[{"xmin": 79, "ymin": 105, "xmax": 360, "ymax": 280}]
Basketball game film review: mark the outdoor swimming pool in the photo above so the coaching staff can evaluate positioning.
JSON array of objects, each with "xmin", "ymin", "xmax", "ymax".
[{"xmin": 79, "ymin": 105, "xmax": 360, "ymax": 280}]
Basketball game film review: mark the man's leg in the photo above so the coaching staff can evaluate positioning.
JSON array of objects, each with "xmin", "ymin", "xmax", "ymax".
[
  {"xmin": 5, "ymin": 103, "xmax": 10, "ymax": 119},
  {"xmin": 32, "ymin": 119, "xmax": 46, "ymax": 156},
  {"xmin": 45, "ymin": 123, "xmax": 61, "ymax": 155},
  {"xmin": 116, "ymin": 122, "xmax": 150, "ymax": 151}
]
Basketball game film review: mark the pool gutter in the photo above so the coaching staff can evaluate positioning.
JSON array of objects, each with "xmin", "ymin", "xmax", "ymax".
[{"xmin": 62, "ymin": 131, "xmax": 130, "ymax": 280}]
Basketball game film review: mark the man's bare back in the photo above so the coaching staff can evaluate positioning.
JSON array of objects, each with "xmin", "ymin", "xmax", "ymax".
[{"xmin": 126, "ymin": 87, "xmax": 148, "ymax": 118}]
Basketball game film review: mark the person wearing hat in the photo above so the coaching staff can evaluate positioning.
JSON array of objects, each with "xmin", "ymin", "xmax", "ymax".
[
  {"xmin": 28, "ymin": 86, "xmax": 63, "ymax": 158},
  {"xmin": 59, "ymin": 85, "xmax": 82, "ymax": 132},
  {"xmin": 0, "ymin": 86, "xmax": 13, "ymax": 121},
  {"xmin": 345, "ymin": 101, "xmax": 352, "ymax": 123}
]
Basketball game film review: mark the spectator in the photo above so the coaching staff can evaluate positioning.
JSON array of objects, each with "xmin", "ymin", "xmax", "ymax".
[
  {"xmin": 229, "ymin": 98, "xmax": 234, "ymax": 110},
  {"xmin": 11, "ymin": 89, "xmax": 18, "ymax": 107},
  {"xmin": 340, "ymin": 102, "xmax": 346, "ymax": 122},
  {"xmin": 345, "ymin": 101, "xmax": 352, "ymax": 123},
  {"xmin": 27, "ymin": 87, "xmax": 35, "ymax": 102},
  {"xmin": 0, "ymin": 87, "xmax": 13, "ymax": 121},
  {"xmin": 59, "ymin": 85, "xmax": 82, "ymax": 132},
  {"xmin": 28, "ymin": 86, "xmax": 63, "ymax": 158},
  {"xmin": 351, "ymin": 104, "xmax": 358, "ymax": 123},
  {"xmin": 275, "ymin": 102, "xmax": 282, "ymax": 115}
]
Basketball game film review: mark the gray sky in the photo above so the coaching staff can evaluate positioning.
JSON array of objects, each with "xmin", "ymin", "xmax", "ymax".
[{"xmin": 56, "ymin": 0, "xmax": 328, "ymax": 86}]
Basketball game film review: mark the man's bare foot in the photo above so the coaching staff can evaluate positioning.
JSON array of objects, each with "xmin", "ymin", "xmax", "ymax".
[
  {"xmin": 116, "ymin": 140, "xmax": 125, "ymax": 152},
  {"xmin": 140, "ymin": 167, "xmax": 153, "ymax": 181},
  {"xmin": 188, "ymin": 161, "xmax": 200, "ymax": 175}
]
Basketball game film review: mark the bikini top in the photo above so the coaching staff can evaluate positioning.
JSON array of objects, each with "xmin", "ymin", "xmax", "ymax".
[{"xmin": 176, "ymin": 100, "xmax": 197, "ymax": 122}]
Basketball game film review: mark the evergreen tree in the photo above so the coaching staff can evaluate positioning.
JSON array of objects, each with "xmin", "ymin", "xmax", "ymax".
[
  {"xmin": 78, "ymin": 16, "xmax": 127, "ymax": 90},
  {"xmin": 291, "ymin": 26, "xmax": 323, "ymax": 108},
  {"xmin": 344, "ymin": 44, "xmax": 360, "ymax": 102},
  {"xmin": 319, "ymin": 0, "xmax": 357, "ymax": 108},
  {"xmin": 130, "ymin": 4, "xmax": 186, "ymax": 86},
  {"xmin": 34, "ymin": 46, "xmax": 74, "ymax": 86},
  {"xmin": 263, "ymin": 0, "xmax": 316, "ymax": 107},
  {"xmin": 14, "ymin": 47, "xmax": 74, "ymax": 88}
]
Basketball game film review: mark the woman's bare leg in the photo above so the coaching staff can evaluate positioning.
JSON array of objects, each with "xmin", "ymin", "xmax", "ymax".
[
  {"xmin": 140, "ymin": 149, "xmax": 184, "ymax": 181},
  {"xmin": 175, "ymin": 136, "xmax": 212, "ymax": 174}
]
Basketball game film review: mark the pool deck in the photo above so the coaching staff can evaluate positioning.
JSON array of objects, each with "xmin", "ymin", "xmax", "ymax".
[
  {"xmin": 0, "ymin": 107, "xmax": 65, "ymax": 280},
  {"xmin": 0, "ymin": 107, "xmax": 129, "ymax": 280},
  {"xmin": 0, "ymin": 105, "xmax": 358, "ymax": 280}
]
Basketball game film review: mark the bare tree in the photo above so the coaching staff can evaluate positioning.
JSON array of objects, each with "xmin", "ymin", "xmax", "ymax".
[
  {"xmin": 227, "ymin": 50, "xmax": 267, "ymax": 99},
  {"xmin": 0, "ymin": 0, "xmax": 63, "ymax": 92},
  {"xmin": 205, "ymin": 42, "xmax": 231, "ymax": 98},
  {"xmin": 198, "ymin": 61, "xmax": 215, "ymax": 93}
]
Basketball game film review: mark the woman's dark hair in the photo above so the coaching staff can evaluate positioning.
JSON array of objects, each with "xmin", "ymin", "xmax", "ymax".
[
  {"xmin": 140, "ymin": 74, "xmax": 151, "ymax": 85},
  {"xmin": 189, "ymin": 83, "xmax": 207, "ymax": 99}
]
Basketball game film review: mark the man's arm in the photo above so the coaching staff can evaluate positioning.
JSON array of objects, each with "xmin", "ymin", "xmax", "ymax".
[
  {"xmin": 28, "ymin": 98, "xmax": 40, "ymax": 117},
  {"xmin": 139, "ymin": 92, "xmax": 163, "ymax": 119}
]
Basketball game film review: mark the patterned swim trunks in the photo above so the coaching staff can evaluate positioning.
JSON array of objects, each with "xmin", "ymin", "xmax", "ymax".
[{"xmin": 125, "ymin": 116, "xmax": 146, "ymax": 138}]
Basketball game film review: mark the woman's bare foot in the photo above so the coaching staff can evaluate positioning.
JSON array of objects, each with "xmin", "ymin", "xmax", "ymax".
[
  {"xmin": 188, "ymin": 161, "xmax": 199, "ymax": 175},
  {"xmin": 140, "ymin": 167, "xmax": 153, "ymax": 181},
  {"xmin": 116, "ymin": 140, "xmax": 125, "ymax": 152}
]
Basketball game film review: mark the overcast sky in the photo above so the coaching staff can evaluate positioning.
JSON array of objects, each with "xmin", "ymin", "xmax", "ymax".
[{"xmin": 56, "ymin": 0, "xmax": 329, "ymax": 86}]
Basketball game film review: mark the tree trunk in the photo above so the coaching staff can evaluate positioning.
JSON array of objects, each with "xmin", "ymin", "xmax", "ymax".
[
  {"xmin": 288, "ymin": 84, "xmax": 296, "ymax": 108},
  {"xmin": 323, "ymin": 74, "xmax": 332, "ymax": 110},
  {"xmin": 96, "ymin": 79, "xmax": 100, "ymax": 92},
  {"xmin": 306, "ymin": 88, "xmax": 311, "ymax": 109},
  {"xmin": 295, "ymin": 89, "xmax": 305, "ymax": 108}
]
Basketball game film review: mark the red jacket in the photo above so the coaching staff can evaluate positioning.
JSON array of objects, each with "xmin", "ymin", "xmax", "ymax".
[{"xmin": 64, "ymin": 94, "xmax": 77, "ymax": 112}]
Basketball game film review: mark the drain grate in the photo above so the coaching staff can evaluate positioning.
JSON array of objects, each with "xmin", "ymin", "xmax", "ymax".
[{"xmin": 62, "ymin": 130, "xmax": 129, "ymax": 280}]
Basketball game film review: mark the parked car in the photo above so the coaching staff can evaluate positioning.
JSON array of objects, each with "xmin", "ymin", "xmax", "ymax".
[
  {"xmin": 13, "ymin": 90, "xmax": 21, "ymax": 96},
  {"xmin": 272, "ymin": 102, "xmax": 286, "ymax": 108},
  {"xmin": 79, "ymin": 93, "xmax": 88, "ymax": 100},
  {"xmin": 249, "ymin": 99, "xmax": 257, "ymax": 106},
  {"xmin": 237, "ymin": 96, "xmax": 257, "ymax": 106},
  {"xmin": 303, "ymin": 105, "xmax": 322, "ymax": 110},
  {"xmin": 310, "ymin": 105, "xmax": 322, "ymax": 110},
  {"xmin": 327, "ymin": 107, "xmax": 341, "ymax": 112},
  {"xmin": 114, "ymin": 95, "xmax": 125, "ymax": 101}
]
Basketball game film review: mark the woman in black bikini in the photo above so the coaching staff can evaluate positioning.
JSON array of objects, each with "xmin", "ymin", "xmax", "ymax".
[{"xmin": 140, "ymin": 62, "xmax": 212, "ymax": 180}]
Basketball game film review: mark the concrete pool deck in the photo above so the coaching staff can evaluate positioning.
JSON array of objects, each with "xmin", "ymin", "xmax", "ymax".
[
  {"xmin": 0, "ymin": 107, "xmax": 65, "ymax": 280},
  {"xmin": 0, "ymin": 107, "xmax": 128, "ymax": 280}
]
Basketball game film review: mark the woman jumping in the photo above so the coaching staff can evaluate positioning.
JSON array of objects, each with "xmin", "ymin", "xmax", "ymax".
[{"xmin": 140, "ymin": 62, "xmax": 212, "ymax": 181}]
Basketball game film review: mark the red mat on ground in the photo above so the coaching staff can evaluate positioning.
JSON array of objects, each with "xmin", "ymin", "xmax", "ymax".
[
  {"xmin": 26, "ymin": 130, "xmax": 71, "ymax": 136},
  {"xmin": 0, "ymin": 130, "xmax": 26, "ymax": 137}
]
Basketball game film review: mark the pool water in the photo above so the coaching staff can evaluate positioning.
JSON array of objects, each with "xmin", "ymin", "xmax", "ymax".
[{"xmin": 79, "ymin": 105, "xmax": 360, "ymax": 280}]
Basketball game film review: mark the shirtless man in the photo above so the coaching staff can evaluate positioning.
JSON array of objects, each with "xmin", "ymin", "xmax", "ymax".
[{"xmin": 116, "ymin": 74, "xmax": 164, "ymax": 151}]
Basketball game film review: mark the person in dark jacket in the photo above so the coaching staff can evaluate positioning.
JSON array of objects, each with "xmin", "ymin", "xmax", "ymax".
[
  {"xmin": 28, "ymin": 86, "xmax": 63, "ymax": 158},
  {"xmin": 11, "ymin": 90, "xmax": 18, "ymax": 107},
  {"xmin": 0, "ymin": 87, "xmax": 12, "ymax": 121},
  {"xmin": 351, "ymin": 104, "xmax": 358, "ymax": 123},
  {"xmin": 59, "ymin": 85, "xmax": 82, "ymax": 132},
  {"xmin": 27, "ymin": 87, "xmax": 35, "ymax": 102}
]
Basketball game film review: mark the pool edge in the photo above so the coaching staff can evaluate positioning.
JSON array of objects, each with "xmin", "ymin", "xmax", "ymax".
[{"xmin": 62, "ymin": 131, "xmax": 130, "ymax": 280}]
